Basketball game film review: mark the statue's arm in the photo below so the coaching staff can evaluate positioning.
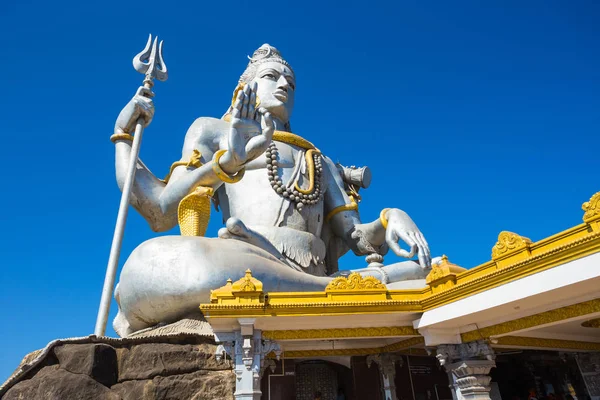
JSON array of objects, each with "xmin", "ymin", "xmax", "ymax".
[
  {"xmin": 114, "ymin": 117, "xmax": 234, "ymax": 231},
  {"xmin": 322, "ymin": 156, "xmax": 381, "ymax": 255},
  {"xmin": 323, "ymin": 156, "xmax": 431, "ymax": 266},
  {"xmin": 113, "ymin": 84, "xmax": 272, "ymax": 232},
  {"xmin": 156, "ymin": 118, "xmax": 230, "ymax": 217}
]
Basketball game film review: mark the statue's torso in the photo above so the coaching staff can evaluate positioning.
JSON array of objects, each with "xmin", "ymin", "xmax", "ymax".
[
  {"xmin": 219, "ymin": 141, "xmax": 326, "ymax": 237},
  {"xmin": 185, "ymin": 118, "xmax": 329, "ymax": 274}
]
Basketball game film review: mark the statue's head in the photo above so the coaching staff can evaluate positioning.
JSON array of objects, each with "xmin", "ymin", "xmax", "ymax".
[{"xmin": 225, "ymin": 44, "xmax": 295, "ymax": 130}]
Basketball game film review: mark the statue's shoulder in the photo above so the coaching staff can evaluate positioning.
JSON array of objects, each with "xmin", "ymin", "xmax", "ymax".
[{"xmin": 183, "ymin": 117, "xmax": 230, "ymax": 151}]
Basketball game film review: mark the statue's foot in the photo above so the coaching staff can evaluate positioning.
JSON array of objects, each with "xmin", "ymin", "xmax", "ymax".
[
  {"xmin": 218, "ymin": 217, "xmax": 289, "ymax": 264},
  {"xmin": 335, "ymin": 259, "xmax": 431, "ymax": 286}
]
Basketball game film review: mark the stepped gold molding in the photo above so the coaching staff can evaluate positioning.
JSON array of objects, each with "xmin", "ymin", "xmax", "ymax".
[
  {"xmin": 495, "ymin": 336, "xmax": 600, "ymax": 351},
  {"xmin": 325, "ymin": 273, "xmax": 386, "ymax": 291},
  {"xmin": 262, "ymin": 326, "xmax": 418, "ymax": 340},
  {"xmin": 461, "ymin": 298, "xmax": 600, "ymax": 342}
]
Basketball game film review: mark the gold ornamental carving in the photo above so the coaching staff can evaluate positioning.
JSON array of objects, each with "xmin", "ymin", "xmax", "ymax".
[
  {"xmin": 262, "ymin": 326, "xmax": 418, "ymax": 340},
  {"xmin": 209, "ymin": 269, "xmax": 264, "ymax": 304},
  {"xmin": 495, "ymin": 336, "xmax": 600, "ymax": 351},
  {"xmin": 426, "ymin": 255, "xmax": 466, "ymax": 293},
  {"xmin": 581, "ymin": 317, "xmax": 600, "ymax": 328},
  {"xmin": 582, "ymin": 191, "xmax": 600, "ymax": 223},
  {"xmin": 231, "ymin": 269, "xmax": 263, "ymax": 292},
  {"xmin": 491, "ymin": 231, "xmax": 532, "ymax": 260},
  {"xmin": 325, "ymin": 272, "xmax": 385, "ymax": 291},
  {"xmin": 271, "ymin": 337, "xmax": 424, "ymax": 358},
  {"xmin": 461, "ymin": 298, "xmax": 600, "ymax": 342}
]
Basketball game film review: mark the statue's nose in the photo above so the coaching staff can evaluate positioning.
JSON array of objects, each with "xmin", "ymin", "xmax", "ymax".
[{"xmin": 277, "ymin": 75, "xmax": 289, "ymax": 90}]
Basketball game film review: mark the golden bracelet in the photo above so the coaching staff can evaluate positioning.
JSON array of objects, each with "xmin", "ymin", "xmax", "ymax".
[
  {"xmin": 212, "ymin": 149, "xmax": 245, "ymax": 184},
  {"xmin": 110, "ymin": 133, "xmax": 134, "ymax": 143},
  {"xmin": 380, "ymin": 208, "xmax": 391, "ymax": 229}
]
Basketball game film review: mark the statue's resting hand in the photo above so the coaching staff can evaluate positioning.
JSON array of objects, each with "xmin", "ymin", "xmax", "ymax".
[
  {"xmin": 385, "ymin": 209, "xmax": 431, "ymax": 268},
  {"xmin": 219, "ymin": 82, "xmax": 274, "ymax": 174},
  {"xmin": 114, "ymin": 86, "xmax": 155, "ymax": 134}
]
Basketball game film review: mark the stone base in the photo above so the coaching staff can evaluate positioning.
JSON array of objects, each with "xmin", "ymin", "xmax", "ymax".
[{"xmin": 1, "ymin": 335, "xmax": 235, "ymax": 400}]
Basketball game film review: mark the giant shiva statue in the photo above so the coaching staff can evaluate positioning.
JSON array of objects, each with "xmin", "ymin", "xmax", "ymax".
[{"xmin": 111, "ymin": 44, "xmax": 433, "ymax": 337}]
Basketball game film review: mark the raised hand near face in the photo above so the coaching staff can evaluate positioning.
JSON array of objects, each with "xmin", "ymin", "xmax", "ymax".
[
  {"xmin": 385, "ymin": 208, "xmax": 432, "ymax": 268},
  {"xmin": 219, "ymin": 82, "xmax": 275, "ymax": 174}
]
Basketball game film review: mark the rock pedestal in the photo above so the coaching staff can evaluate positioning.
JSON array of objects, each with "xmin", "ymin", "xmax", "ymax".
[{"xmin": 1, "ymin": 335, "xmax": 235, "ymax": 400}]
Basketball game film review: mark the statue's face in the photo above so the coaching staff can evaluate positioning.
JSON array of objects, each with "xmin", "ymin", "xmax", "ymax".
[{"xmin": 252, "ymin": 62, "xmax": 295, "ymax": 123}]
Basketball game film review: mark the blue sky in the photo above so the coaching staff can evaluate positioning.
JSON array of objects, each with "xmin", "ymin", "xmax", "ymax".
[{"xmin": 1, "ymin": 0, "xmax": 599, "ymax": 381}]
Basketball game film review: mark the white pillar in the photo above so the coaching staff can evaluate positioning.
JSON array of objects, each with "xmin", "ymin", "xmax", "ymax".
[{"xmin": 215, "ymin": 319, "xmax": 281, "ymax": 400}]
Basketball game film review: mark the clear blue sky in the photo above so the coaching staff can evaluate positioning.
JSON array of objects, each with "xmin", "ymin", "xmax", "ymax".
[{"xmin": 1, "ymin": 0, "xmax": 599, "ymax": 381}]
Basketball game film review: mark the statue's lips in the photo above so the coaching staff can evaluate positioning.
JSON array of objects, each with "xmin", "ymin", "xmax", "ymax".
[{"xmin": 273, "ymin": 91, "xmax": 288, "ymax": 102}]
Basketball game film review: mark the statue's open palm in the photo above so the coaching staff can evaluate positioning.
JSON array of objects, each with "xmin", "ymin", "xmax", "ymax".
[{"xmin": 227, "ymin": 83, "xmax": 274, "ymax": 169}]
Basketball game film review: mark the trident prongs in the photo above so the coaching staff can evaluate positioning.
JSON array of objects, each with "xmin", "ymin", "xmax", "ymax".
[{"xmin": 132, "ymin": 34, "xmax": 168, "ymax": 85}]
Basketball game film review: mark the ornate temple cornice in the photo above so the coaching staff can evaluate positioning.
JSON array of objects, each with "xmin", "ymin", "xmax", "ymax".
[
  {"xmin": 495, "ymin": 336, "xmax": 600, "ymax": 351},
  {"xmin": 262, "ymin": 326, "xmax": 418, "ymax": 340},
  {"xmin": 460, "ymin": 298, "xmax": 600, "ymax": 342},
  {"xmin": 266, "ymin": 337, "xmax": 425, "ymax": 359}
]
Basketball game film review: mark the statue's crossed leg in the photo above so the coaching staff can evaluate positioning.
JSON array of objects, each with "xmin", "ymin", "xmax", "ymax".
[{"xmin": 113, "ymin": 226, "xmax": 431, "ymax": 337}]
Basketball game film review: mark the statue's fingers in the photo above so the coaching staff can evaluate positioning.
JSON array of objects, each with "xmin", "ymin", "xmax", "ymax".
[
  {"xmin": 260, "ymin": 109, "xmax": 275, "ymax": 142},
  {"xmin": 398, "ymin": 232, "xmax": 418, "ymax": 258},
  {"xmin": 386, "ymin": 229, "xmax": 409, "ymax": 258},
  {"xmin": 417, "ymin": 245, "xmax": 429, "ymax": 269},
  {"xmin": 232, "ymin": 91, "xmax": 244, "ymax": 119},
  {"xmin": 416, "ymin": 232, "xmax": 431, "ymax": 266},
  {"xmin": 388, "ymin": 240, "xmax": 412, "ymax": 258},
  {"xmin": 135, "ymin": 86, "xmax": 155, "ymax": 98},
  {"xmin": 241, "ymin": 85, "xmax": 251, "ymax": 119},
  {"xmin": 248, "ymin": 82, "xmax": 257, "ymax": 118}
]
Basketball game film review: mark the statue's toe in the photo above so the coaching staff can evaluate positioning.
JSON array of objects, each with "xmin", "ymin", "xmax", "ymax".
[{"xmin": 225, "ymin": 217, "xmax": 251, "ymax": 238}]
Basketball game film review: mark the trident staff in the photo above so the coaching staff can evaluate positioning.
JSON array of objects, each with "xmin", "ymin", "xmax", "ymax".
[{"xmin": 94, "ymin": 35, "xmax": 168, "ymax": 336}]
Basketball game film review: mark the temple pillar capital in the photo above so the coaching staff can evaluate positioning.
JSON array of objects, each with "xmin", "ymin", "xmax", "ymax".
[
  {"xmin": 214, "ymin": 321, "xmax": 281, "ymax": 400},
  {"xmin": 436, "ymin": 341, "xmax": 496, "ymax": 400}
]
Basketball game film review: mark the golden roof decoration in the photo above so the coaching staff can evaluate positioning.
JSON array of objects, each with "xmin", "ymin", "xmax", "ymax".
[
  {"xmin": 491, "ymin": 231, "xmax": 532, "ymax": 260},
  {"xmin": 209, "ymin": 269, "xmax": 264, "ymax": 303},
  {"xmin": 231, "ymin": 269, "xmax": 263, "ymax": 292},
  {"xmin": 425, "ymin": 255, "xmax": 466, "ymax": 287},
  {"xmin": 325, "ymin": 272, "xmax": 386, "ymax": 291},
  {"xmin": 582, "ymin": 191, "xmax": 600, "ymax": 223}
]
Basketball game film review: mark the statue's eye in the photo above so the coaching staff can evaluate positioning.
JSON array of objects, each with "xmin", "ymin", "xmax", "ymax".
[{"xmin": 263, "ymin": 73, "xmax": 276, "ymax": 79}]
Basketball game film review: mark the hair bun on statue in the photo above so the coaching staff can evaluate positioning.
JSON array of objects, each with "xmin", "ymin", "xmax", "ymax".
[{"xmin": 239, "ymin": 44, "xmax": 294, "ymax": 84}]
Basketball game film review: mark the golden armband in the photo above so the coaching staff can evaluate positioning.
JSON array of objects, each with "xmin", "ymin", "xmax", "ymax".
[
  {"xmin": 325, "ymin": 196, "xmax": 359, "ymax": 222},
  {"xmin": 110, "ymin": 133, "xmax": 134, "ymax": 143},
  {"xmin": 380, "ymin": 208, "xmax": 391, "ymax": 229}
]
